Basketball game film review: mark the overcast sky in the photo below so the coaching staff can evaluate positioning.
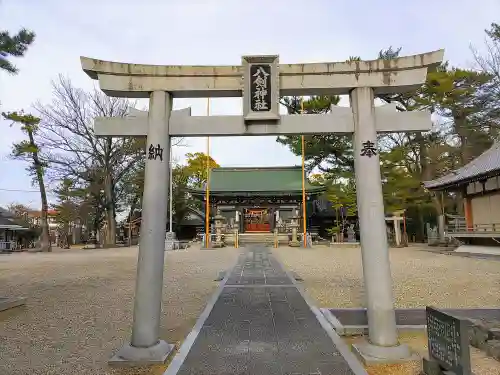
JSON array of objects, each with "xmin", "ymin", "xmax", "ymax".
[{"xmin": 0, "ymin": 0, "xmax": 498, "ymax": 209}]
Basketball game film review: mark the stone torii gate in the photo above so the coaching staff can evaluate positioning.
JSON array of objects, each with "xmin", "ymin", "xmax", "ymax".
[{"xmin": 81, "ymin": 51, "xmax": 444, "ymax": 365}]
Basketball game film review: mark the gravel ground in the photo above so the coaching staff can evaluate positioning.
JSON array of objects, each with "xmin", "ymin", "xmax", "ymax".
[
  {"xmin": 0, "ymin": 246, "xmax": 238, "ymax": 375},
  {"xmin": 274, "ymin": 245, "xmax": 500, "ymax": 375},
  {"xmin": 274, "ymin": 245, "xmax": 500, "ymax": 308},
  {"xmin": 2, "ymin": 244, "xmax": 499, "ymax": 375}
]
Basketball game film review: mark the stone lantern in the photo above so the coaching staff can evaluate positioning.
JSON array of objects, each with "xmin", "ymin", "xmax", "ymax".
[
  {"xmin": 212, "ymin": 209, "xmax": 226, "ymax": 248},
  {"xmin": 288, "ymin": 213, "xmax": 300, "ymax": 247}
]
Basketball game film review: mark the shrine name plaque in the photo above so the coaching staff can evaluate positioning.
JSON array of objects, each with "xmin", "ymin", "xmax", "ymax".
[
  {"xmin": 242, "ymin": 55, "xmax": 280, "ymax": 122},
  {"xmin": 426, "ymin": 306, "xmax": 472, "ymax": 375},
  {"xmin": 250, "ymin": 64, "xmax": 272, "ymax": 112}
]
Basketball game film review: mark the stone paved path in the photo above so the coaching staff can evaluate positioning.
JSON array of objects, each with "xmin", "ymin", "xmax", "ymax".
[{"xmin": 165, "ymin": 246, "xmax": 364, "ymax": 375}]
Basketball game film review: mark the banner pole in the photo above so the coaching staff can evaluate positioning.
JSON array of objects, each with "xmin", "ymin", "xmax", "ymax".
[
  {"xmin": 205, "ymin": 98, "xmax": 211, "ymax": 248},
  {"xmin": 301, "ymin": 98, "xmax": 307, "ymax": 247}
]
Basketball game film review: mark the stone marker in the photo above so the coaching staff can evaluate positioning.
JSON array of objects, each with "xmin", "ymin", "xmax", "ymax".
[
  {"xmin": 423, "ymin": 306, "xmax": 472, "ymax": 375},
  {"xmin": 347, "ymin": 224, "xmax": 356, "ymax": 243},
  {"xmin": 165, "ymin": 231, "xmax": 176, "ymax": 251}
]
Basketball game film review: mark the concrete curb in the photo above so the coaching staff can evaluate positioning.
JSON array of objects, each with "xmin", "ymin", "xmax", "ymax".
[
  {"xmin": 419, "ymin": 247, "xmax": 500, "ymax": 261},
  {"xmin": 320, "ymin": 308, "xmax": 346, "ymax": 335},
  {"xmin": 321, "ymin": 307, "xmax": 500, "ymax": 337},
  {"xmin": 0, "ymin": 296, "xmax": 26, "ymax": 312}
]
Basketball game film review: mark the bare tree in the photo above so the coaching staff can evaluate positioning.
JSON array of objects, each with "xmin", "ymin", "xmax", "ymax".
[
  {"xmin": 471, "ymin": 23, "xmax": 500, "ymax": 136},
  {"xmin": 34, "ymin": 76, "xmax": 145, "ymax": 246},
  {"xmin": 6, "ymin": 203, "xmax": 32, "ymax": 225}
]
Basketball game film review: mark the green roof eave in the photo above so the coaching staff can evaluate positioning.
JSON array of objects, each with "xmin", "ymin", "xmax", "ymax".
[
  {"xmin": 192, "ymin": 166, "xmax": 328, "ymax": 195},
  {"xmin": 186, "ymin": 185, "xmax": 326, "ymax": 197}
]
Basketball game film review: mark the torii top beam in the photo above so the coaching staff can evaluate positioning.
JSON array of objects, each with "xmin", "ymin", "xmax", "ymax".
[{"xmin": 80, "ymin": 50, "xmax": 444, "ymax": 99}]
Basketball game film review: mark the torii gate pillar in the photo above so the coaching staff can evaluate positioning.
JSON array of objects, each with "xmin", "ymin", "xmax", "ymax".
[
  {"xmin": 351, "ymin": 87, "xmax": 398, "ymax": 342},
  {"xmin": 82, "ymin": 49, "xmax": 444, "ymax": 365},
  {"xmin": 111, "ymin": 91, "xmax": 175, "ymax": 365},
  {"xmin": 349, "ymin": 87, "xmax": 413, "ymax": 361}
]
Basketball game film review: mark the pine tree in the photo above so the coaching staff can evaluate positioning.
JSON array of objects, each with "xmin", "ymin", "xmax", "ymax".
[
  {"xmin": 2, "ymin": 111, "xmax": 51, "ymax": 251},
  {"xmin": 0, "ymin": 28, "xmax": 35, "ymax": 74}
]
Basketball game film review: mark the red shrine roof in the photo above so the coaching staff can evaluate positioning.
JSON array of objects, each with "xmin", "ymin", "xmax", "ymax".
[{"xmin": 423, "ymin": 141, "xmax": 500, "ymax": 190}]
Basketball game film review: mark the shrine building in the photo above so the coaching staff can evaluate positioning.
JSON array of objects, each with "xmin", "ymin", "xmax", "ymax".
[
  {"xmin": 187, "ymin": 166, "xmax": 326, "ymax": 236},
  {"xmin": 424, "ymin": 141, "xmax": 500, "ymax": 243}
]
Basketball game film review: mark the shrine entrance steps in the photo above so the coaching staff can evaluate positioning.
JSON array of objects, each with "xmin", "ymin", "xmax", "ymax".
[
  {"xmin": 239, "ymin": 232, "xmax": 275, "ymax": 246},
  {"xmin": 225, "ymin": 232, "xmax": 289, "ymax": 246},
  {"xmin": 164, "ymin": 246, "xmax": 366, "ymax": 375}
]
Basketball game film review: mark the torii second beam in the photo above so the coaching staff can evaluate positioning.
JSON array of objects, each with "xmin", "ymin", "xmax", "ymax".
[{"xmin": 94, "ymin": 103, "xmax": 431, "ymax": 138}]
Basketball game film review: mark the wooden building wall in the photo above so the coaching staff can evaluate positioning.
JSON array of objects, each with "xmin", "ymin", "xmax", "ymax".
[
  {"xmin": 471, "ymin": 193, "xmax": 500, "ymax": 226},
  {"xmin": 466, "ymin": 176, "xmax": 500, "ymax": 228}
]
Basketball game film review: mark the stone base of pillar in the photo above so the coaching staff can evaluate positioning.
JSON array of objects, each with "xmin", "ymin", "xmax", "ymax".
[
  {"xmin": 352, "ymin": 340, "xmax": 418, "ymax": 365},
  {"xmin": 109, "ymin": 340, "xmax": 175, "ymax": 366},
  {"xmin": 289, "ymin": 240, "xmax": 301, "ymax": 247}
]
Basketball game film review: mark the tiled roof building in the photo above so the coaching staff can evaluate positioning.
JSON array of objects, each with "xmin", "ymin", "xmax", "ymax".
[
  {"xmin": 423, "ymin": 142, "xmax": 500, "ymax": 191},
  {"xmin": 187, "ymin": 166, "xmax": 326, "ymax": 234},
  {"xmin": 423, "ymin": 142, "xmax": 500, "ymax": 239}
]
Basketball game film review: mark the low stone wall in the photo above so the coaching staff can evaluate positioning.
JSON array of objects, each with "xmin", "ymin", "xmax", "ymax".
[
  {"xmin": 322, "ymin": 308, "xmax": 500, "ymax": 362},
  {"xmin": 469, "ymin": 318, "xmax": 500, "ymax": 361}
]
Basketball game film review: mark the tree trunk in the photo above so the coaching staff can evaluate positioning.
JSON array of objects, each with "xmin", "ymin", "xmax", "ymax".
[
  {"xmin": 431, "ymin": 192, "xmax": 445, "ymax": 241},
  {"xmin": 127, "ymin": 195, "xmax": 140, "ymax": 247},
  {"xmin": 417, "ymin": 132, "xmax": 446, "ymax": 239},
  {"xmin": 93, "ymin": 214, "xmax": 100, "ymax": 248},
  {"xmin": 28, "ymin": 130, "xmax": 51, "ymax": 252},
  {"xmin": 453, "ymin": 113, "xmax": 473, "ymax": 166},
  {"xmin": 128, "ymin": 193, "xmax": 140, "ymax": 220},
  {"xmin": 103, "ymin": 173, "xmax": 116, "ymax": 245},
  {"xmin": 455, "ymin": 191, "xmax": 465, "ymax": 215},
  {"xmin": 63, "ymin": 223, "xmax": 71, "ymax": 248},
  {"xmin": 416, "ymin": 134, "xmax": 427, "ymax": 178},
  {"xmin": 416, "ymin": 206, "xmax": 425, "ymax": 243}
]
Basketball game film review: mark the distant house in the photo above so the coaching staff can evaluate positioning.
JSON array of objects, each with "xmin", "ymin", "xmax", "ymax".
[
  {"xmin": 0, "ymin": 207, "xmax": 30, "ymax": 251},
  {"xmin": 127, "ymin": 206, "xmax": 205, "ymax": 241},
  {"xmin": 26, "ymin": 210, "xmax": 58, "ymax": 230}
]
